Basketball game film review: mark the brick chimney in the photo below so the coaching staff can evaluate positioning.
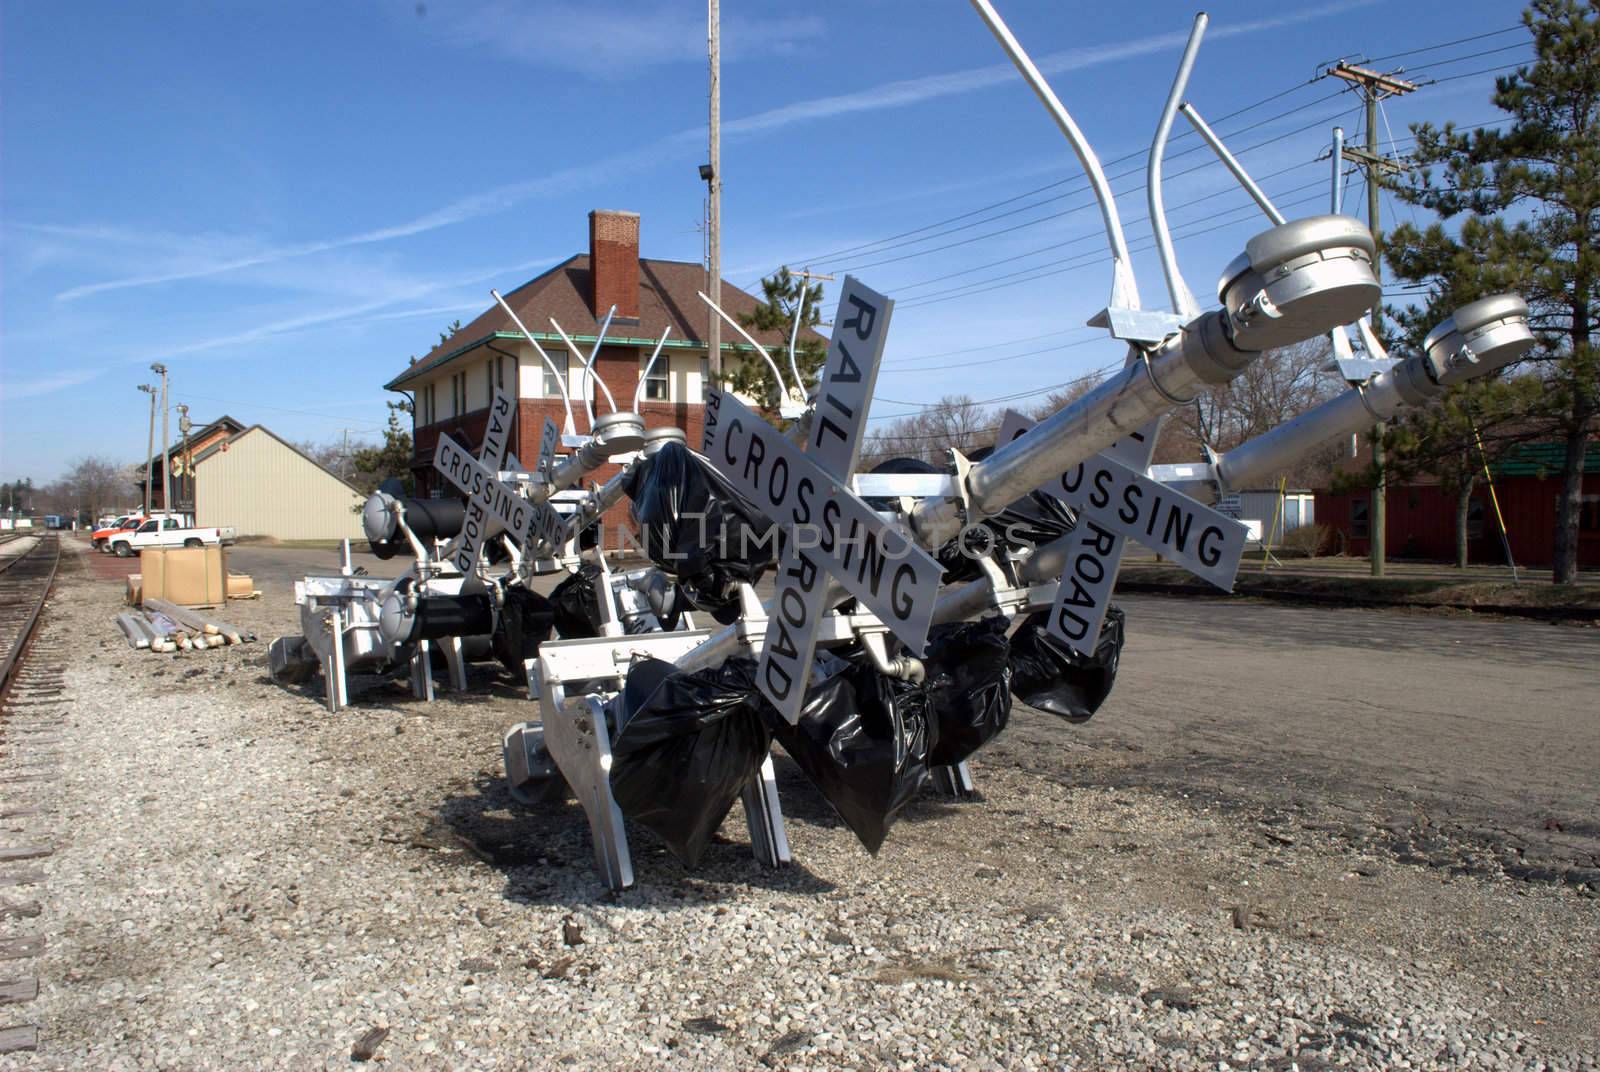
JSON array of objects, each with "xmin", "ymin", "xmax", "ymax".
[{"xmin": 588, "ymin": 209, "xmax": 640, "ymax": 320}]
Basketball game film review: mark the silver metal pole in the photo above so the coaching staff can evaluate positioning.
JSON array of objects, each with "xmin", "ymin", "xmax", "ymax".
[
  {"xmin": 912, "ymin": 312, "xmax": 1258, "ymax": 544},
  {"xmin": 492, "ymin": 288, "xmax": 576, "ymax": 433},
  {"xmin": 139, "ymin": 384, "xmax": 157, "ymax": 516},
  {"xmin": 1331, "ymin": 126, "xmax": 1345, "ymax": 213},
  {"xmin": 1148, "ymin": 14, "xmax": 1207, "ymax": 319},
  {"xmin": 707, "ymin": 0, "xmax": 722, "ymax": 383},
  {"xmin": 1178, "ymin": 103, "xmax": 1285, "ymax": 225},
  {"xmin": 968, "ymin": 0, "xmax": 1139, "ymax": 309},
  {"xmin": 154, "ymin": 364, "xmax": 171, "ymax": 513}
]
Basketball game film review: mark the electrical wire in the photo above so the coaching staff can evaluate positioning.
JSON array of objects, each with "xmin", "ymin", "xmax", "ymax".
[{"xmin": 755, "ymin": 26, "xmax": 1529, "ymax": 283}]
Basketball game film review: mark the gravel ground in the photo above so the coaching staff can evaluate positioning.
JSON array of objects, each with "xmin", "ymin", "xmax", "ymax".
[{"xmin": 5, "ymin": 542, "xmax": 1598, "ymax": 1070}]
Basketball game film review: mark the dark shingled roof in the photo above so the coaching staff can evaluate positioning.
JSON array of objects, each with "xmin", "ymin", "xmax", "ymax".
[{"xmin": 386, "ymin": 256, "xmax": 824, "ymax": 390}]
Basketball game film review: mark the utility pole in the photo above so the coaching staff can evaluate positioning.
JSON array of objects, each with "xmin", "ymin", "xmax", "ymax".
[
  {"xmin": 705, "ymin": 0, "xmax": 722, "ymax": 384},
  {"xmin": 138, "ymin": 382, "xmax": 158, "ymax": 516},
  {"xmin": 177, "ymin": 404, "xmax": 193, "ymax": 510},
  {"xmin": 152, "ymin": 362, "xmax": 170, "ymax": 514},
  {"xmin": 1328, "ymin": 61, "xmax": 1416, "ymax": 579}
]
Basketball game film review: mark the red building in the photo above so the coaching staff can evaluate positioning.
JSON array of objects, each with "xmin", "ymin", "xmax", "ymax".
[
  {"xmin": 385, "ymin": 209, "xmax": 815, "ymax": 527},
  {"xmin": 1316, "ymin": 441, "xmax": 1600, "ymax": 568}
]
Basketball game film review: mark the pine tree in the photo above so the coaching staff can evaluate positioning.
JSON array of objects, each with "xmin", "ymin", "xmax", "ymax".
[
  {"xmin": 729, "ymin": 268, "xmax": 826, "ymax": 411},
  {"xmin": 1386, "ymin": 0, "xmax": 1598, "ymax": 582}
]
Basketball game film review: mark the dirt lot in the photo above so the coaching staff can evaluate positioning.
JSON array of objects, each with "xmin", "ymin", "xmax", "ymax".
[{"xmin": 3, "ymin": 539, "xmax": 1597, "ymax": 1069}]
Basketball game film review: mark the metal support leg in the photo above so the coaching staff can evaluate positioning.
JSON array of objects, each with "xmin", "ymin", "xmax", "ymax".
[
  {"xmin": 542, "ymin": 690, "xmax": 633, "ymax": 890},
  {"xmin": 741, "ymin": 753, "xmax": 791, "ymax": 869},
  {"xmin": 930, "ymin": 761, "xmax": 978, "ymax": 801},
  {"xmin": 411, "ymin": 638, "xmax": 435, "ymax": 702},
  {"xmin": 325, "ymin": 607, "xmax": 348, "ymax": 713},
  {"xmin": 441, "ymin": 635, "xmax": 468, "ymax": 692}
]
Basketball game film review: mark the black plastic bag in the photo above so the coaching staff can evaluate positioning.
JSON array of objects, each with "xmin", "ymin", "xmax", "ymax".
[
  {"xmin": 922, "ymin": 617, "xmax": 1012, "ymax": 765},
  {"xmin": 548, "ymin": 564, "xmax": 603, "ymax": 639},
  {"xmin": 610, "ymin": 657, "xmax": 774, "ymax": 867},
  {"xmin": 491, "ymin": 585, "xmax": 555, "ymax": 676},
  {"xmin": 963, "ymin": 444, "xmax": 1077, "ymax": 553},
  {"xmin": 862, "ymin": 455, "xmax": 1074, "ymax": 579},
  {"xmin": 623, "ymin": 441, "xmax": 777, "ymax": 618},
  {"xmin": 1007, "ymin": 606, "xmax": 1126, "ymax": 722},
  {"xmin": 769, "ymin": 662, "xmax": 935, "ymax": 854}
]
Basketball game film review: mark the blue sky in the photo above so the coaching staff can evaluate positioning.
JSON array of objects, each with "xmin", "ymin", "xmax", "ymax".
[{"xmin": 1, "ymin": 0, "xmax": 1531, "ymax": 482}]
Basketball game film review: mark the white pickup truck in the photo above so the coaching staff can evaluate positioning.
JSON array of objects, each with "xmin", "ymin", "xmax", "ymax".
[{"xmin": 108, "ymin": 515, "xmax": 237, "ymax": 557}]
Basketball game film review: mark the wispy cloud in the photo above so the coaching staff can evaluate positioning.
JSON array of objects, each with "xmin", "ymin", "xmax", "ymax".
[
  {"xmin": 441, "ymin": 3, "xmax": 822, "ymax": 72},
  {"xmin": 148, "ymin": 255, "xmax": 561, "ymax": 362},
  {"xmin": 0, "ymin": 367, "xmax": 103, "ymax": 402},
  {"xmin": 41, "ymin": 0, "xmax": 1372, "ymax": 305},
  {"xmin": 724, "ymin": 0, "xmax": 1377, "ymax": 138}
]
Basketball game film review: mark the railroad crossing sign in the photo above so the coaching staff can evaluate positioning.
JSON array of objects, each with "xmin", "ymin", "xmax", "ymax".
[
  {"xmin": 537, "ymin": 416, "xmax": 560, "ymax": 482},
  {"xmin": 1000, "ymin": 410, "xmax": 1247, "ymax": 655},
  {"xmin": 703, "ymin": 278, "xmax": 943, "ymax": 722},
  {"xmin": 432, "ymin": 388, "xmax": 563, "ymax": 570}
]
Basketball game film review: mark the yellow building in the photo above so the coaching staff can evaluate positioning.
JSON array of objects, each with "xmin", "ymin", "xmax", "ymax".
[{"xmin": 192, "ymin": 425, "xmax": 365, "ymax": 541}]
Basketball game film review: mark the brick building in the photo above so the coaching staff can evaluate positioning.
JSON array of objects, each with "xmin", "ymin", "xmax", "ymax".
[{"xmin": 385, "ymin": 210, "xmax": 816, "ymax": 524}]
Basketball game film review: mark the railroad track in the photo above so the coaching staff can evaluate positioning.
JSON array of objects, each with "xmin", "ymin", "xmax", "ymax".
[
  {"xmin": 0, "ymin": 532, "xmax": 63, "ymax": 1054},
  {"xmin": 0, "ymin": 534, "xmax": 60, "ymax": 698}
]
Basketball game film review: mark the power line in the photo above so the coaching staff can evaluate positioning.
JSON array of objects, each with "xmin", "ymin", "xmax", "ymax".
[
  {"xmin": 834, "ymin": 98, "xmax": 1356, "ymax": 277},
  {"xmin": 882, "ymin": 326, "xmax": 1097, "ymax": 365},
  {"xmin": 870, "ymin": 360, "xmax": 1126, "ymax": 421},
  {"xmin": 1364, "ymin": 24, "xmax": 1523, "ymax": 65},
  {"xmin": 766, "ymin": 77, "xmax": 1344, "ymax": 275},
  {"xmin": 756, "ymin": 26, "xmax": 1528, "ymax": 283},
  {"xmin": 895, "ymin": 187, "xmax": 1332, "ymax": 310},
  {"xmin": 882, "ymin": 333, "xmax": 1111, "ymax": 373}
]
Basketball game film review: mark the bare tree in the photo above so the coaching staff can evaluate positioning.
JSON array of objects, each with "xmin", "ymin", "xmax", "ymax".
[
  {"xmin": 863, "ymin": 395, "xmax": 993, "ymax": 468},
  {"xmin": 60, "ymin": 457, "xmax": 133, "ymax": 524},
  {"xmin": 1174, "ymin": 336, "xmax": 1342, "ymax": 487},
  {"xmin": 1030, "ymin": 370, "xmax": 1104, "ymax": 420}
]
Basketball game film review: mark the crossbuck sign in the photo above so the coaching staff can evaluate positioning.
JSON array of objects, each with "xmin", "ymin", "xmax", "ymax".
[
  {"xmin": 432, "ymin": 385, "xmax": 564, "ymax": 570},
  {"xmin": 703, "ymin": 278, "xmax": 944, "ymax": 723},
  {"xmin": 1000, "ymin": 409, "xmax": 1247, "ymax": 656}
]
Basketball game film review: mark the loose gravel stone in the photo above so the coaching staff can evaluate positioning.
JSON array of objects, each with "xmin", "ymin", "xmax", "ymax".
[{"xmin": 7, "ymin": 547, "xmax": 1599, "ymax": 1069}]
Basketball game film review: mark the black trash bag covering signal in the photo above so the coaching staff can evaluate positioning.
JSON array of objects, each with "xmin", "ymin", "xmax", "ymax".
[
  {"xmin": 491, "ymin": 585, "xmax": 555, "ymax": 676},
  {"xmin": 1007, "ymin": 606, "xmax": 1126, "ymax": 722},
  {"xmin": 610, "ymin": 657, "xmax": 774, "ymax": 868},
  {"xmin": 963, "ymin": 444, "xmax": 1077, "ymax": 551},
  {"xmin": 549, "ymin": 564, "xmax": 603, "ymax": 639},
  {"xmin": 921, "ymin": 616, "xmax": 1012, "ymax": 766},
  {"xmin": 769, "ymin": 662, "xmax": 935, "ymax": 854},
  {"xmin": 622, "ymin": 441, "xmax": 777, "ymax": 619},
  {"xmin": 862, "ymin": 456, "xmax": 1073, "ymax": 580}
]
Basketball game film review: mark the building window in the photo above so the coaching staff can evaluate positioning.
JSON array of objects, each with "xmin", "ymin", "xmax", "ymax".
[
  {"xmin": 451, "ymin": 373, "xmax": 460, "ymax": 417},
  {"xmin": 1350, "ymin": 498, "xmax": 1370, "ymax": 540},
  {"xmin": 1468, "ymin": 498, "xmax": 1486, "ymax": 540},
  {"xmin": 543, "ymin": 349, "xmax": 568, "ymax": 398},
  {"xmin": 641, "ymin": 354, "xmax": 669, "ymax": 402}
]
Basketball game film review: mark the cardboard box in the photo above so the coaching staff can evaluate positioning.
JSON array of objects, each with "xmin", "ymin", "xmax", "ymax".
[
  {"xmin": 226, "ymin": 572, "xmax": 256, "ymax": 599},
  {"xmin": 141, "ymin": 547, "xmax": 225, "ymax": 607},
  {"xmin": 126, "ymin": 574, "xmax": 142, "ymax": 606},
  {"xmin": 203, "ymin": 550, "xmax": 225, "ymax": 608},
  {"xmin": 141, "ymin": 553, "xmax": 165, "ymax": 606}
]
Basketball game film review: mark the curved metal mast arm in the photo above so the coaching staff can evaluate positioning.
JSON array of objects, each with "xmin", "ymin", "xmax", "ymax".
[
  {"xmin": 1148, "ymin": 13, "xmax": 1207, "ymax": 319},
  {"xmin": 968, "ymin": 0, "xmax": 1139, "ymax": 311}
]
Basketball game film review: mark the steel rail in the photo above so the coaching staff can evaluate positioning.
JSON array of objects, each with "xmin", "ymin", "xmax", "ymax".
[{"xmin": 0, "ymin": 534, "xmax": 61, "ymax": 698}]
